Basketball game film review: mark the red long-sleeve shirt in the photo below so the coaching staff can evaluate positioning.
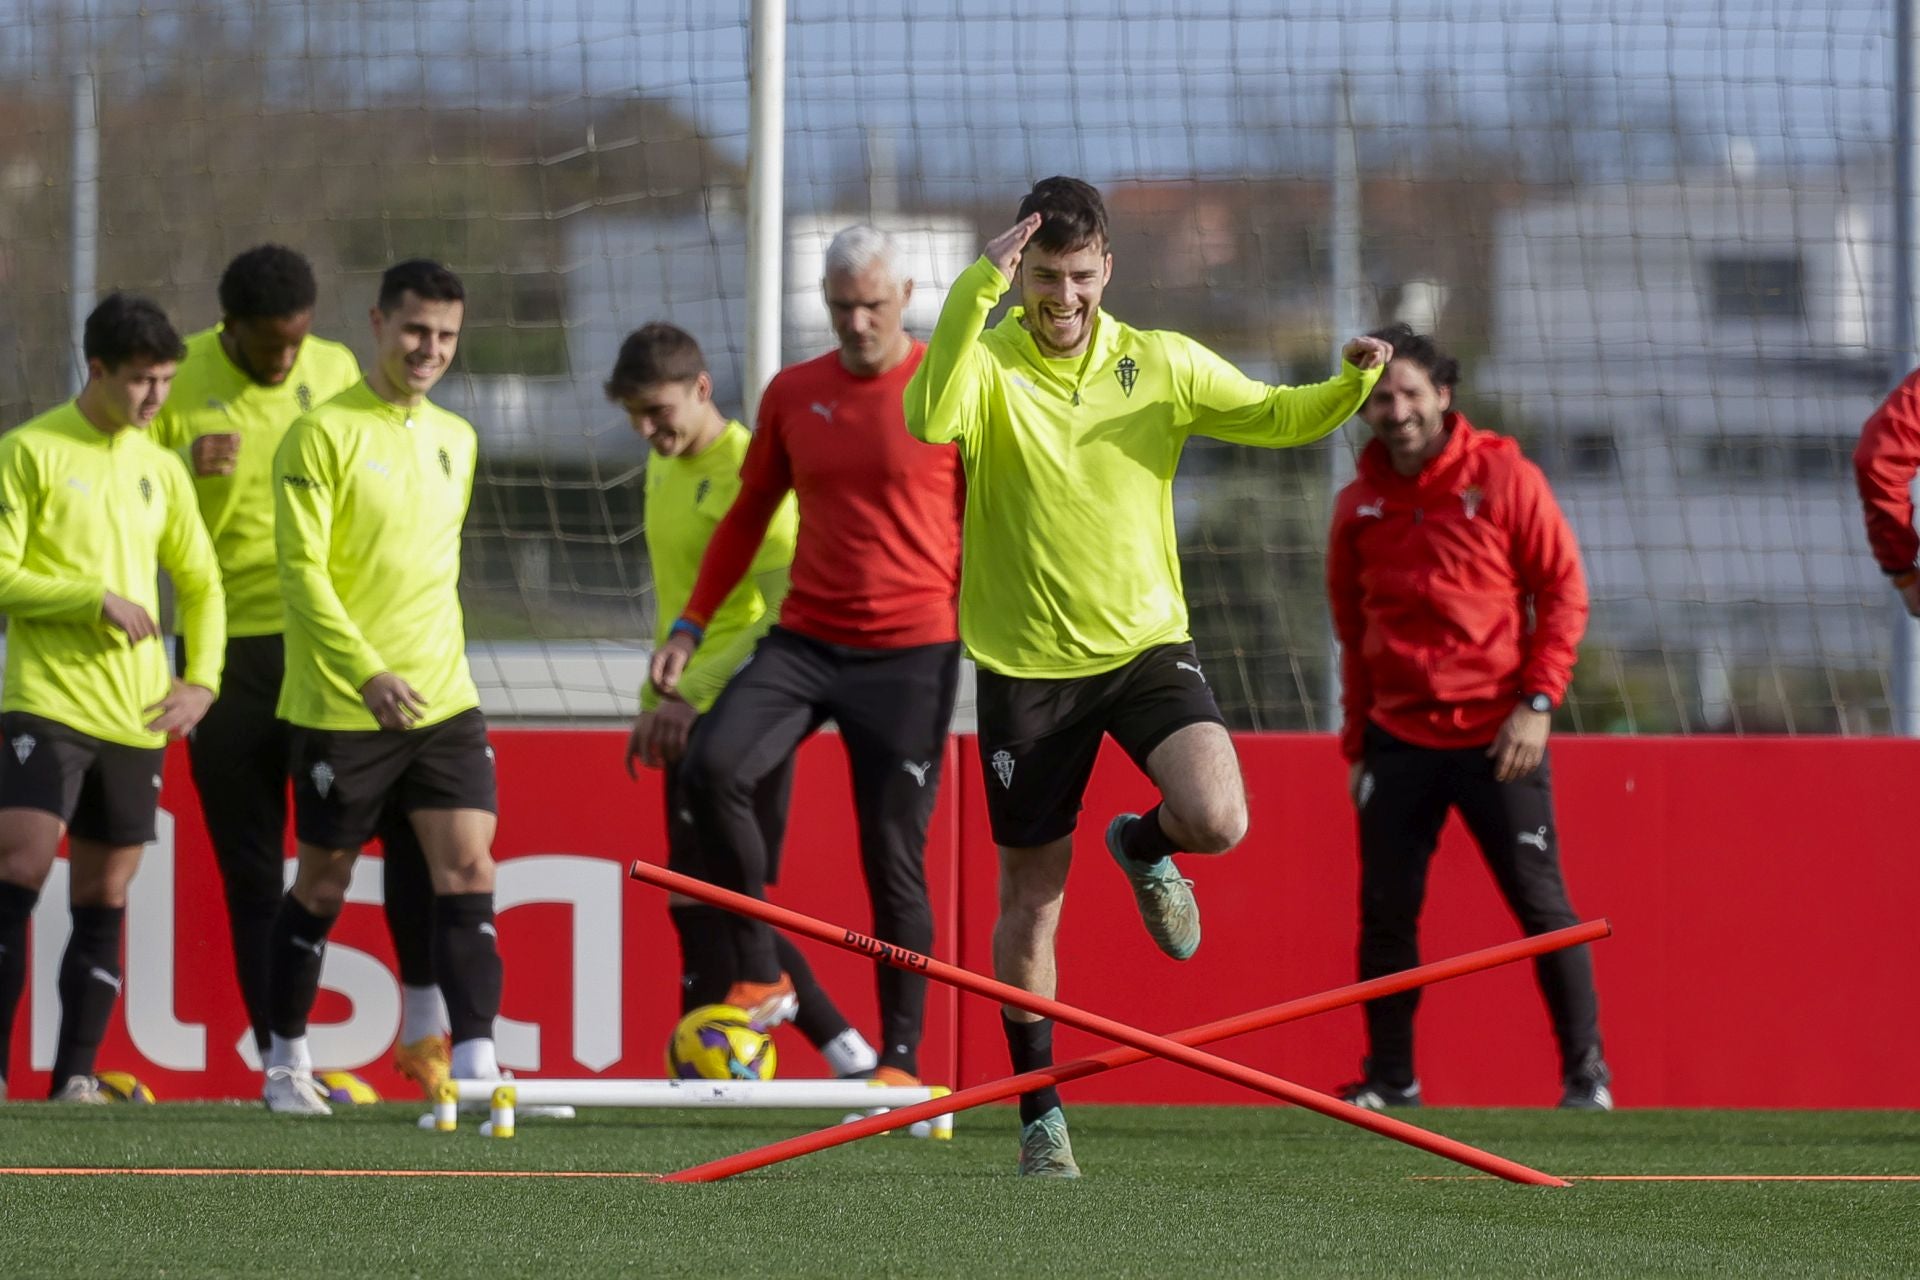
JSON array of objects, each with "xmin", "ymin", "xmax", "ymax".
[
  {"xmin": 681, "ymin": 344, "xmax": 962, "ymax": 649},
  {"xmin": 1854, "ymin": 368, "xmax": 1920, "ymax": 575},
  {"xmin": 1327, "ymin": 415, "xmax": 1588, "ymax": 761}
]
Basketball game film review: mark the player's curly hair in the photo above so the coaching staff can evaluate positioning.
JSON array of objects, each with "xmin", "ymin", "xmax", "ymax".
[
  {"xmin": 83, "ymin": 293, "xmax": 186, "ymax": 369},
  {"xmin": 1368, "ymin": 322, "xmax": 1461, "ymax": 391},
  {"xmin": 1018, "ymin": 176, "xmax": 1109, "ymax": 255},
  {"xmin": 603, "ymin": 323, "xmax": 708, "ymax": 401},
  {"xmin": 218, "ymin": 244, "xmax": 318, "ymax": 321}
]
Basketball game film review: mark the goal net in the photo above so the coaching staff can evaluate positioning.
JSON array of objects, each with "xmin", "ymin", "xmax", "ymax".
[{"xmin": 0, "ymin": 0, "xmax": 1896, "ymax": 732}]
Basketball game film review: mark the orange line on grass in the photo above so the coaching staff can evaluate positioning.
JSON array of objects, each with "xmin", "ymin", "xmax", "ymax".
[
  {"xmin": 0, "ymin": 1166, "xmax": 663, "ymax": 1180},
  {"xmin": 1415, "ymin": 1174, "xmax": 1920, "ymax": 1183},
  {"xmin": 1579, "ymin": 1175, "xmax": 1920, "ymax": 1183}
]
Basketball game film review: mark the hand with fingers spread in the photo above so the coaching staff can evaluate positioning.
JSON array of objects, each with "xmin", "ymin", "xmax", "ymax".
[
  {"xmin": 1342, "ymin": 335, "xmax": 1394, "ymax": 371},
  {"xmin": 360, "ymin": 670, "xmax": 428, "ymax": 730},
  {"xmin": 190, "ymin": 432, "xmax": 241, "ymax": 477},
  {"xmin": 1487, "ymin": 702, "xmax": 1551, "ymax": 782},
  {"xmin": 100, "ymin": 591, "xmax": 158, "ymax": 644},
  {"xmin": 144, "ymin": 678, "xmax": 215, "ymax": 740},
  {"xmin": 984, "ymin": 213, "xmax": 1044, "ymax": 284},
  {"xmin": 625, "ymin": 696, "xmax": 699, "ymax": 777}
]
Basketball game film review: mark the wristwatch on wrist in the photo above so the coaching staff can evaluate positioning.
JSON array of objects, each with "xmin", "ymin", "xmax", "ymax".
[{"xmin": 1522, "ymin": 692, "xmax": 1552, "ymax": 714}]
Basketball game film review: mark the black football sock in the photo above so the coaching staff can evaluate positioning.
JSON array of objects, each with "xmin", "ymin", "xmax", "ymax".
[
  {"xmin": 0, "ymin": 881, "xmax": 41, "ymax": 1084},
  {"xmin": 670, "ymin": 905, "xmax": 735, "ymax": 1012},
  {"xmin": 1002, "ymin": 1012, "xmax": 1063, "ymax": 1125},
  {"xmin": 267, "ymin": 895, "xmax": 337, "ymax": 1039},
  {"xmin": 381, "ymin": 835, "xmax": 438, "ymax": 989},
  {"xmin": 1121, "ymin": 804, "xmax": 1181, "ymax": 864},
  {"xmin": 433, "ymin": 893, "xmax": 503, "ymax": 1044},
  {"xmin": 50, "ymin": 905, "xmax": 125, "ymax": 1086}
]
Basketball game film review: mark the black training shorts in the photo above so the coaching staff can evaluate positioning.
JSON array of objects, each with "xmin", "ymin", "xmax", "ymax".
[
  {"xmin": 0, "ymin": 710, "xmax": 165, "ymax": 845},
  {"xmin": 289, "ymin": 707, "xmax": 497, "ymax": 849},
  {"xmin": 974, "ymin": 641, "xmax": 1225, "ymax": 848}
]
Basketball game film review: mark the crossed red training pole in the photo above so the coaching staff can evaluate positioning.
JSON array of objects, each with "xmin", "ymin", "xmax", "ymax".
[
  {"xmin": 665, "ymin": 917, "xmax": 1611, "ymax": 1184},
  {"xmin": 629, "ymin": 861, "xmax": 1606, "ymax": 1187}
]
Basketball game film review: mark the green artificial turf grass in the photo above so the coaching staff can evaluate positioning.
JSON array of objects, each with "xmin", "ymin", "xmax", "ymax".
[{"xmin": 1, "ymin": 1105, "xmax": 1916, "ymax": 1278}]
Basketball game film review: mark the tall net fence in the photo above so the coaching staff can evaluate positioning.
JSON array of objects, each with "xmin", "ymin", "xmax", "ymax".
[{"xmin": 0, "ymin": 0, "xmax": 1900, "ymax": 731}]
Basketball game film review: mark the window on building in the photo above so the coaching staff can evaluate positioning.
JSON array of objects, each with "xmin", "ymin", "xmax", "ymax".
[
  {"xmin": 1563, "ymin": 430, "xmax": 1620, "ymax": 479},
  {"xmin": 1708, "ymin": 255, "xmax": 1805, "ymax": 320},
  {"xmin": 1786, "ymin": 435, "xmax": 1847, "ymax": 482},
  {"xmin": 1683, "ymin": 434, "xmax": 1849, "ymax": 484}
]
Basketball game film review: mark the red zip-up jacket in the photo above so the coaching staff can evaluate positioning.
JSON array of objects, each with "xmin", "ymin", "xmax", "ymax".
[
  {"xmin": 1853, "ymin": 367, "xmax": 1920, "ymax": 575},
  {"xmin": 1327, "ymin": 415, "xmax": 1588, "ymax": 761}
]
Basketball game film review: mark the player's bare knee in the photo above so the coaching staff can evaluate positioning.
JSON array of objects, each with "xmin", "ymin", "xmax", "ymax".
[
  {"xmin": 1209, "ymin": 805, "xmax": 1250, "ymax": 852},
  {"xmin": 291, "ymin": 848, "xmax": 356, "ymax": 915},
  {"xmin": 998, "ymin": 867, "xmax": 1066, "ymax": 921},
  {"xmin": 293, "ymin": 878, "xmax": 349, "ymax": 917},
  {"xmin": 1179, "ymin": 800, "xmax": 1247, "ymax": 853},
  {"xmin": 432, "ymin": 849, "xmax": 495, "ymax": 895},
  {"xmin": 68, "ymin": 869, "xmax": 135, "ymax": 909},
  {"xmin": 0, "ymin": 816, "xmax": 63, "ymax": 889},
  {"xmin": 0, "ymin": 849, "xmax": 55, "ymax": 893}
]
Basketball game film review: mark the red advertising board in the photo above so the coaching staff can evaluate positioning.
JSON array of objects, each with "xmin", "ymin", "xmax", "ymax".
[{"xmin": 5, "ymin": 730, "xmax": 1916, "ymax": 1108}]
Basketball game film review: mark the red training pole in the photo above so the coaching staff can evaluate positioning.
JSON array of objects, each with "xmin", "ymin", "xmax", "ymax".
[
  {"xmin": 628, "ymin": 861, "xmax": 1576, "ymax": 1187},
  {"xmin": 666, "ymin": 918, "xmax": 1610, "ymax": 1184}
]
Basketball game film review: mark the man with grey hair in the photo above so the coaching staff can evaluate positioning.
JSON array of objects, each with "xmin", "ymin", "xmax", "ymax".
[{"xmin": 651, "ymin": 225, "xmax": 963, "ymax": 1087}]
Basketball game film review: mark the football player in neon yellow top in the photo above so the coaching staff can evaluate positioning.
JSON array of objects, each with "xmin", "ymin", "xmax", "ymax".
[
  {"xmin": 0, "ymin": 293, "xmax": 224, "ymax": 1103},
  {"xmin": 607, "ymin": 322, "xmax": 880, "ymax": 1080},
  {"xmin": 150, "ymin": 246, "xmax": 447, "ymax": 1102},
  {"xmin": 259, "ymin": 259, "xmax": 502, "ymax": 1116},
  {"xmin": 904, "ymin": 177, "xmax": 1392, "ymax": 1176}
]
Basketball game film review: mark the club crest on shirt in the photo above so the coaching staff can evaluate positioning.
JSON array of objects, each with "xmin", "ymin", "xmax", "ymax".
[
  {"xmin": 991, "ymin": 749, "xmax": 1015, "ymax": 789},
  {"xmin": 1459, "ymin": 486, "xmax": 1483, "ymax": 520},
  {"xmin": 310, "ymin": 761, "xmax": 335, "ymax": 799},
  {"xmin": 10, "ymin": 734, "xmax": 35, "ymax": 763},
  {"xmin": 296, "ymin": 384, "xmax": 312, "ymax": 412},
  {"xmin": 437, "ymin": 447, "xmax": 452, "ymax": 479},
  {"xmin": 1115, "ymin": 355, "xmax": 1139, "ymax": 397},
  {"xmin": 695, "ymin": 478, "xmax": 712, "ymax": 506},
  {"xmin": 138, "ymin": 476, "xmax": 153, "ymax": 506}
]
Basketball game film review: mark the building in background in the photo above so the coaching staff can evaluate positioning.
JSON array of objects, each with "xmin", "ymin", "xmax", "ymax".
[{"xmin": 1482, "ymin": 164, "xmax": 1892, "ymax": 729}]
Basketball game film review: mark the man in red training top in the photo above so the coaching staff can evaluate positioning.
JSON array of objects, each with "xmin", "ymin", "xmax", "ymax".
[
  {"xmin": 1855, "ymin": 366, "xmax": 1920, "ymax": 617},
  {"xmin": 651, "ymin": 224, "xmax": 962, "ymax": 1089},
  {"xmin": 1327, "ymin": 324, "xmax": 1611, "ymax": 1111}
]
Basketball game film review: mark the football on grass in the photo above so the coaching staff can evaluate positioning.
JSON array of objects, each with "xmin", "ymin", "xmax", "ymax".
[
  {"xmin": 317, "ymin": 1071, "xmax": 381, "ymax": 1104},
  {"xmin": 94, "ymin": 1071, "xmax": 155, "ymax": 1103},
  {"xmin": 667, "ymin": 1004, "xmax": 777, "ymax": 1081}
]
